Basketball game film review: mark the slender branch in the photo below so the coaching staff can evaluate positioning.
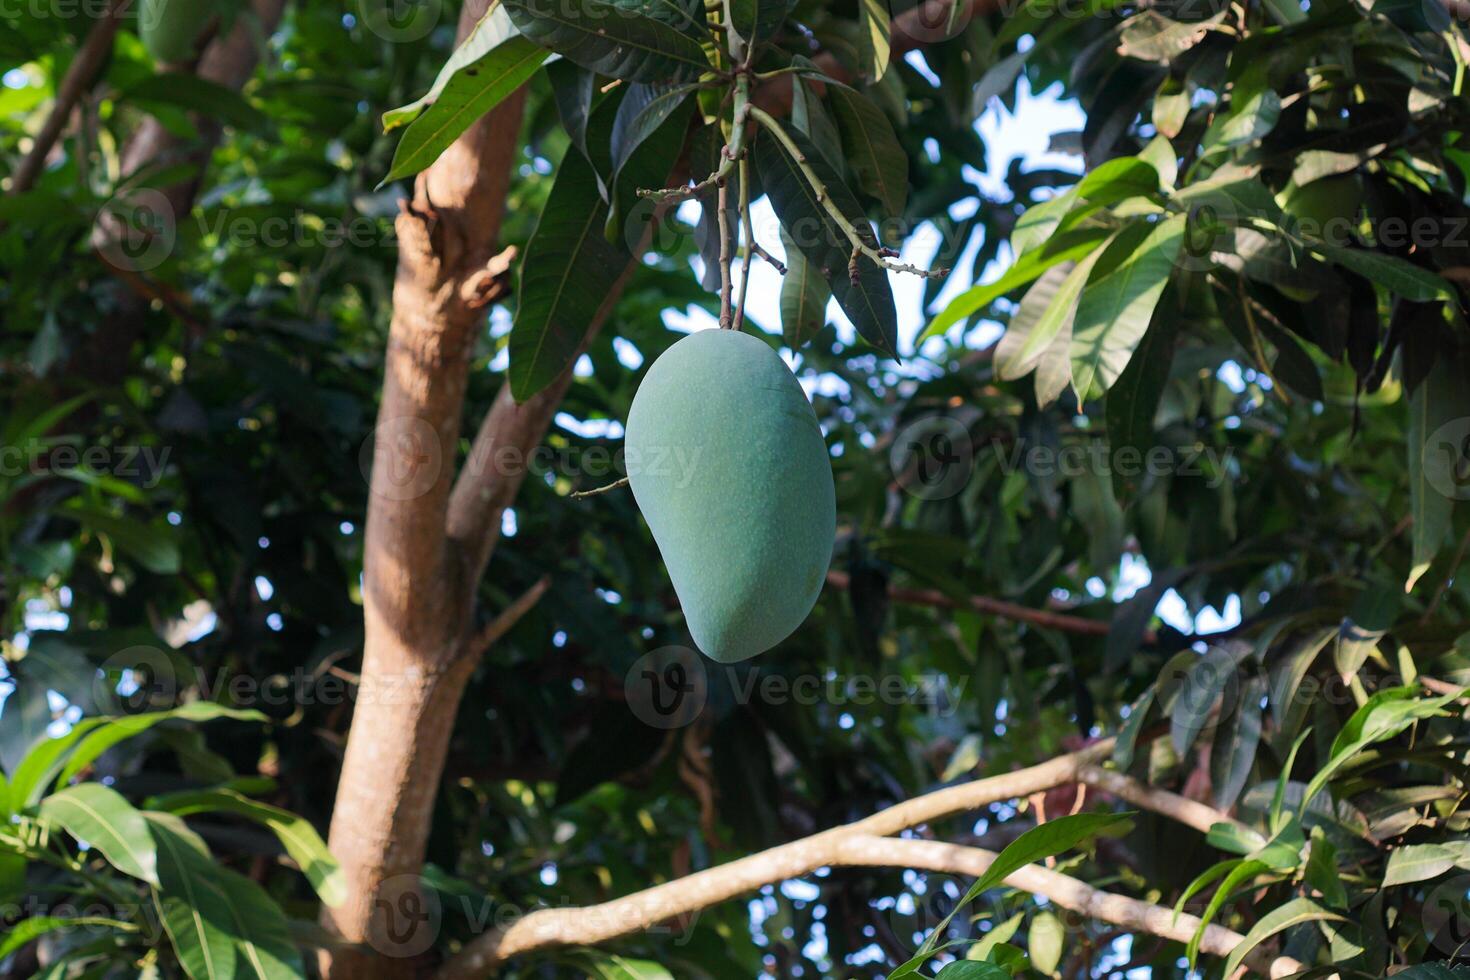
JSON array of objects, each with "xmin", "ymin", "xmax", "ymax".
[
  {"xmin": 733, "ymin": 155, "xmax": 753, "ymax": 332},
  {"xmin": 466, "ymin": 575, "xmax": 551, "ymax": 661},
  {"xmin": 824, "ymin": 570, "xmax": 1157, "ymax": 642},
  {"xmin": 640, "ymin": 75, "xmax": 752, "ymax": 203},
  {"xmin": 7, "ymin": 0, "xmax": 125, "ymax": 196},
  {"xmin": 568, "ymin": 476, "xmax": 630, "ymax": 499},
  {"xmin": 437, "ymin": 737, "xmax": 1301, "ymax": 978},
  {"xmin": 716, "ymin": 177, "xmax": 734, "ymax": 328},
  {"xmin": 748, "ymin": 105, "xmax": 946, "ymax": 280},
  {"xmin": 752, "ymin": 240, "xmax": 787, "ymax": 274},
  {"xmin": 1079, "ymin": 765, "xmax": 1251, "ymax": 838}
]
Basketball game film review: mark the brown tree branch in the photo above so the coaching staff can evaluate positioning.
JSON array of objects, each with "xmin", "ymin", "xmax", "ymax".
[
  {"xmin": 825, "ymin": 569, "xmax": 1157, "ymax": 641},
  {"xmin": 437, "ymin": 739, "xmax": 1301, "ymax": 978},
  {"xmin": 466, "ymin": 575, "xmax": 551, "ymax": 660},
  {"xmin": 1078, "ymin": 765, "xmax": 1251, "ymax": 838},
  {"xmin": 7, "ymin": 0, "xmax": 125, "ymax": 196}
]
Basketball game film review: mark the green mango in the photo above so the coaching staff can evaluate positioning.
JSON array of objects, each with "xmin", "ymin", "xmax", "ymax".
[
  {"xmin": 140, "ymin": 0, "xmax": 220, "ymax": 63},
  {"xmin": 625, "ymin": 329, "xmax": 835, "ymax": 663}
]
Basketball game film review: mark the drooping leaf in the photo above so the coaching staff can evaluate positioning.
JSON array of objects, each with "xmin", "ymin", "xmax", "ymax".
[
  {"xmin": 1319, "ymin": 245, "xmax": 1454, "ymax": 303},
  {"xmin": 546, "ymin": 59, "xmax": 597, "ymax": 157},
  {"xmin": 1221, "ymin": 898, "xmax": 1345, "ymax": 977},
  {"xmin": 1210, "ymin": 674, "xmax": 1265, "ymax": 810},
  {"xmin": 504, "ymin": 0, "xmax": 712, "ymax": 83},
  {"xmin": 382, "ymin": 13, "xmax": 547, "ymax": 183},
  {"xmin": 40, "ymin": 783, "xmax": 160, "ymax": 885},
  {"xmin": 510, "ymin": 148, "xmax": 628, "ymax": 401},
  {"xmin": 722, "ymin": 0, "xmax": 786, "ymax": 48},
  {"xmin": 756, "ymin": 126, "xmax": 898, "ymax": 354},
  {"xmin": 779, "ymin": 225, "xmax": 830, "ymax": 348},
  {"xmin": 611, "ymin": 83, "xmax": 696, "ymax": 174},
  {"xmin": 1382, "ymin": 842, "xmax": 1459, "ymax": 887},
  {"xmin": 856, "ymin": 0, "xmax": 891, "ymax": 81},
  {"xmin": 1074, "ymin": 157, "xmax": 1159, "ymax": 206},
  {"xmin": 1069, "ymin": 214, "xmax": 1186, "ymax": 401},
  {"xmin": 1406, "ymin": 357, "xmax": 1466, "ymax": 590},
  {"xmin": 149, "ymin": 787, "xmax": 345, "ymax": 907},
  {"xmin": 827, "ymin": 83, "xmax": 908, "ymax": 215},
  {"xmin": 1028, "ymin": 910, "xmax": 1065, "ymax": 974},
  {"xmin": 1103, "ymin": 306, "xmax": 1177, "ymax": 498}
]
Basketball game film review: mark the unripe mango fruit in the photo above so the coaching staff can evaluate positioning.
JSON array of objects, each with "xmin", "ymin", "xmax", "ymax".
[
  {"xmin": 140, "ymin": 0, "xmax": 219, "ymax": 63},
  {"xmin": 625, "ymin": 329, "xmax": 835, "ymax": 663}
]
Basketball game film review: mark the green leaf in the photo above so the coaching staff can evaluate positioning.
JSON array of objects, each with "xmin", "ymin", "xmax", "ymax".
[
  {"xmin": 0, "ymin": 914, "xmax": 133, "ymax": 962},
  {"xmin": 504, "ymin": 0, "xmax": 712, "ymax": 83},
  {"xmin": 790, "ymin": 73, "xmax": 844, "ymax": 173},
  {"xmin": 996, "ymin": 244, "xmax": 1107, "ymax": 383},
  {"xmin": 7, "ymin": 717, "xmax": 108, "ymax": 814},
  {"xmin": 381, "ymin": 5, "xmax": 527, "ymax": 131},
  {"xmin": 922, "ymin": 229, "xmax": 1110, "ymax": 340},
  {"xmin": 1221, "ymin": 898, "xmax": 1344, "ymax": 976},
  {"xmin": 40, "ymin": 783, "xmax": 160, "ymax": 885},
  {"xmin": 57, "ymin": 703, "xmax": 265, "ymax": 793},
  {"xmin": 1074, "ymin": 157, "xmax": 1159, "ymax": 206},
  {"xmin": 611, "ymin": 83, "xmax": 696, "ymax": 174},
  {"xmin": 1210, "ymin": 87, "xmax": 1282, "ymax": 148},
  {"xmin": 1117, "ymin": 9, "xmax": 1225, "ymax": 63},
  {"xmin": 1103, "ymin": 307, "xmax": 1177, "ymax": 498},
  {"xmin": 584, "ymin": 953, "xmax": 677, "ymax": 979},
  {"xmin": 1383, "ymin": 843, "xmax": 1459, "ymax": 887},
  {"xmin": 148, "ymin": 814, "xmax": 304, "ymax": 980},
  {"xmin": 1407, "ymin": 357, "xmax": 1465, "ymax": 590},
  {"xmin": 382, "ymin": 30, "xmax": 547, "ymax": 184},
  {"xmin": 1171, "ymin": 646, "xmax": 1238, "ymax": 756},
  {"xmin": 1112, "ymin": 688, "xmax": 1155, "ymax": 769},
  {"xmin": 1210, "ymin": 674, "xmax": 1265, "ymax": 810},
  {"xmin": 936, "ymin": 963, "xmax": 1010, "ymax": 979},
  {"xmin": 827, "ymin": 83, "xmax": 908, "ymax": 215},
  {"xmin": 856, "ymin": 0, "xmax": 891, "ymax": 81},
  {"xmin": 1318, "ymin": 245, "xmax": 1454, "ymax": 302},
  {"xmin": 1028, "ymin": 910, "xmax": 1065, "ymax": 974},
  {"xmin": 756, "ymin": 126, "xmax": 898, "ymax": 354},
  {"xmin": 150, "ymin": 787, "xmax": 344, "ymax": 907},
  {"xmin": 1012, "ymin": 188, "xmax": 1079, "ymax": 258},
  {"xmin": 1069, "ymin": 215, "xmax": 1186, "ymax": 401},
  {"xmin": 509, "ymin": 148, "xmax": 628, "ymax": 401},
  {"xmin": 722, "ymin": 0, "xmax": 785, "ymax": 48},
  {"xmin": 1300, "ymin": 687, "xmax": 1461, "ymax": 810},
  {"xmin": 893, "ymin": 812, "xmax": 1134, "ymax": 976},
  {"xmin": 1187, "ymin": 859, "xmax": 1271, "ymax": 966},
  {"xmin": 779, "ymin": 225, "xmax": 830, "ymax": 348}
]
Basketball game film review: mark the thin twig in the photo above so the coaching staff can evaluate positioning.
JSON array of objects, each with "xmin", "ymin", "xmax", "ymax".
[
  {"xmin": 466, "ymin": 576, "xmax": 551, "ymax": 661},
  {"xmin": 717, "ymin": 178, "xmax": 734, "ymax": 328},
  {"xmin": 8, "ymin": 0, "xmax": 125, "ymax": 196},
  {"xmin": 734, "ymin": 155, "xmax": 753, "ymax": 331},
  {"xmin": 568, "ymin": 476, "xmax": 630, "ymax": 499},
  {"xmin": 752, "ymin": 240, "xmax": 787, "ymax": 274},
  {"xmin": 748, "ymin": 105, "xmax": 946, "ymax": 280}
]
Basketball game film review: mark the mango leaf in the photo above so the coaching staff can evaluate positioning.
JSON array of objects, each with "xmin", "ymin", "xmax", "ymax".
[
  {"xmin": 790, "ymin": 73, "xmax": 844, "ymax": 173},
  {"xmin": 510, "ymin": 148, "xmax": 628, "ymax": 401},
  {"xmin": 1407, "ymin": 357, "xmax": 1465, "ymax": 590},
  {"xmin": 1074, "ymin": 157, "xmax": 1159, "ymax": 206},
  {"xmin": 779, "ymin": 225, "xmax": 830, "ymax": 348},
  {"xmin": 582, "ymin": 953, "xmax": 677, "ymax": 978},
  {"xmin": 1103, "ymin": 307, "xmax": 1177, "ymax": 498},
  {"xmin": 1187, "ymin": 858, "xmax": 1272, "ymax": 966},
  {"xmin": 0, "ymin": 914, "xmax": 133, "ymax": 962},
  {"xmin": 149, "ymin": 788, "xmax": 344, "ymax": 907},
  {"xmin": 1028, "ymin": 910, "xmax": 1065, "ymax": 974},
  {"xmin": 1012, "ymin": 188, "xmax": 1080, "ymax": 257},
  {"xmin": 1383, "ymin": 843, "xmax": 1458, "ymax": 887},
  {"xmin": 1069, "ymin": 214, "xmax": 1185, "ymax": 401},
  {"xmin": 1318, "ymin": 244, "xmax": 1455, "ymax": 302},
  {"xmin": 722, "ymin": 0, "xmax": 786, "ymax": 47},
  {"xmin": 40, "ymin": 783, "xmax": 160, "ymax": 885},
  {"xmin": 504, "ymin": 0, "xmax": 712, "ymax": 83},
  {"xmin": 827, "ymin": 83, "xmax": 908, "ymax": 215},
  {"xmin": 57, "ymin": 703, "xmax": 265, "ymax": 794},
  {"xmin": 381, "ymin": 5, "xmax": 527, "ymax": 131},
  {"xmin": 756, "ymin": 127, "xmax": 897, "ymax": 354},
  {"xmin": 1171, "ymin": 646, "xmax": 1238, "ymax": 755},
  {"xmin": 547, "ymin": 60, "xmax": 596, "ymax": 157},
  {"xmin": 856, "ymin": 0, "xmax": 891, "ymax": 81},
  {"xmin": 611, "ymin": 83, "xmax": 696, "ymax": 174},
  {"xmin": 890, "ymin": 812, "xmax": 1134, "ymax": 977},
  {"xmin": 1210, "ymin": 674, "xmax": 1265, "ymax": 810},
  {"xmin": 149, "ymin": 813, "xmax": 303, "ymax": 980},
  {"xmin": 382, "ymin": 27, "xmax": 547, "ymax": 184},
  {"xmin": 937, "ymin": 963, "xmax": 1009, "ymax": 979},
  {"xmin": 1221, "ymin": 898, "xmax": 1344, "ymax": 977},
  {"xmin": 922, "ymin": 228, "xmax": 1111, "ymax": 339},
  {"xmin": 997, "ymin": 241, "xmax": 1109, "ymax": 382}
]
